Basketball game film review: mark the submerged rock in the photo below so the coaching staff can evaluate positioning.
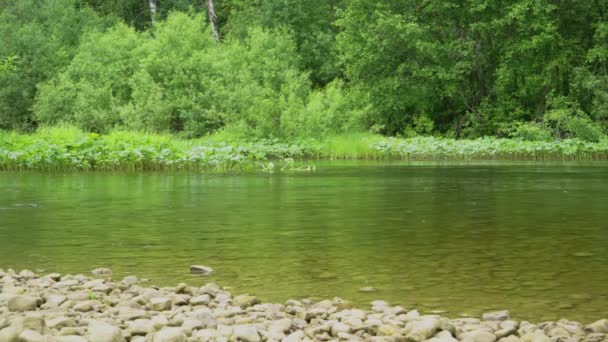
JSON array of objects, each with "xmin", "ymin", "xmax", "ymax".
[{"xmin": 189, "ymin": 265, "xmax": 213, "ymax": 275}]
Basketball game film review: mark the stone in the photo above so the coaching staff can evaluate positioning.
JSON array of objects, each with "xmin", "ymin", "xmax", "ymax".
[
  {"xmin": 495, "ymin": 327, "xmax": 517, "ymax": 339},
  {"xmin": 47, "ymin": 317, "xmax": 76, "ymax": 330},
  {"xmin": 150, "ymin": 297, "xmax": 172, "ymax": 311},
  {"xmin": 232, "ymin": 325, "xmax": 261, "ymax": 342},
  {"xmin": 128, "ymin": 319, "xmax": 154, "ymax": 336},
  {"xmin": 0, "ymin": 327, "xmax": 19, "ymax": 342},
  {"xmin": 483, "ymin": 311, "xmax": 511, "ymax": 321},
  {"xmin": 87, "ymin": 321, "xmax": 124, "ymax": 342},
  {"xmin": 234, "ymin": 294, "xmax": 260, "ymax": 308},
  {"xmin": 461, "ymin": 331, "xmax": 497, "ymax": 342},
  {"xmin": 586, "ymin": 320, "xmax": 608, "ymax": 334},
  {"xmin": 43, "ymin": 294, "xmax": 67, "ymax": 308},
  {"xmin": 58, "ymin": 337, "xmax": 88, "ymax": 342},
  {"xmin": 7, "ymin": 295, "xmax": 41, "ymax": 312},
  {"xmin": 91, "ymin": 268, "xmax": 112, "ymax": 277},
  {"xmin": 378, "ymin": 324, "xmax": 401, "ymax": 336},
  {"xmin": 359, "ymin": 287, "xmax": 377, "ymax": 293},
  {"xmin": 189, "ymin": 265, "xmax": 213, "ymax": 275},
  {"xmin": 153, "ymin": 327, "xmax": 187, "ymax": 342},
  {"xmin": 521, "ymin": 330, "xmax": 551, "ymax": 342},
  {"xmin": 189, "ymin": 295, "xmax": 210, "ymax": 306},
  {"xmin": 404, "ymin": 317, "xmax": 441, "ymax": 342},
  {"xmin": 121, "ymin": 276, "xmax": 138, "ymax": 286},
  {"xmin": 73, "ymin": 300, "xmax": 95, "ymax": 312},
  {"xmin": 330, "ymin": 321, "xmax": 351, "ymax": 337},
  {"xmin": 181, "ymin": 319, "xmax": 204, "ymax": 335},
  {"xmin": 18, "ymin": 330, "xmax": 45, "ymax": 342},
  {"xmin": 269, "ymin": 318, "xmax": 292, "ymax": 333}
]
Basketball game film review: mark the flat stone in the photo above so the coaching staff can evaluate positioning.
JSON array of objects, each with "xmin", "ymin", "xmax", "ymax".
[
  {"xmin": 18, "ymin": 330, "xmax": 45, "ymax": 342},
  {"xmin": 189, "ymin": 294, "xmax": 210, "ymax": 306},
  {"xmin": 87, "ymin": 321, "xmax": 124, "ymax": 342},
  {"xmin": 0, "ymin": 327, "xmax": 19, "ymax": 342},
  {"xmin": 232, "ymin": 325, "xmax": 261, "ymax": 342},
  {"xmin": 233, "ymin": 294, "xmax": 260, "ymax": 308},
  {"xmin": 58, "ymin": 337, "xmax": 88, "ymax": 342},
  {"xmin": 8, "ymin": 295, "xmax": 41, "ymax": 312},
  {"xmin": 153, "ymin": 327, "xmax": 186, "ymax": 342}
]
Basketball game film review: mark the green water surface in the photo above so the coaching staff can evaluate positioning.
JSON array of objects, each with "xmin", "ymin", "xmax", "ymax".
[{"xmin": 1, "ymin": 161, "xmax": 607, "ymax": 322}]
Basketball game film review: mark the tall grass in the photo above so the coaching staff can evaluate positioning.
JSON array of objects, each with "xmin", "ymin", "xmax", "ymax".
[{"xmin": 2, "ymin": 126, "xmax": 608, "ymax": 171}]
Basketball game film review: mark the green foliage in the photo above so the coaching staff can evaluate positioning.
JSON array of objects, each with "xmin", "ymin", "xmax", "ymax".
[
  {"xmin": 2, "ymin": 127, "xmax": 608, "ymax": 172},
  {"xmin": 35, "ymin": 13, "xmax": 358, "ymax": 138},
  {"xmin": 0, "ymin": 0, "xmax": 114, "ymax": 130}
]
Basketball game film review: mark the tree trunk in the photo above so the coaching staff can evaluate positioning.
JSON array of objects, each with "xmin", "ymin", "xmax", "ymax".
[
  {"xmin": 149, "ymin": 0, "xmax": 157, "ymax": 25},
  {"xmin": 206, "ymin": 0, "xmax": 220, "ymax": 43}
]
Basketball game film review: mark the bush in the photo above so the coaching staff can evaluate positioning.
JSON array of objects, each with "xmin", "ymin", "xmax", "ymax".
[{"xmin": 35, "ymin": 12, "xmax": 359, "ymax": 138}]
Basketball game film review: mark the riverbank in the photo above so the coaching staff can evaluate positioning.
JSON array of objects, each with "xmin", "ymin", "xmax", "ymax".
[
  {"xmin": 2, "ymin": 127, "xmax": 608, "ymax": 171},
  {"xmin": 0, "ymin": 268, "xmax": 607, "ymax": 342}
]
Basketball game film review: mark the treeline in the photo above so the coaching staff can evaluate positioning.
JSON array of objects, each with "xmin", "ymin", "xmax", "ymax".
[{"xmin": 1, "ymin": 0, "xmax": 607, "ymax": 141}]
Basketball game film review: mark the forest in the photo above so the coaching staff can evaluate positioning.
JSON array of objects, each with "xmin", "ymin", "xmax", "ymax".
[{"xmin": 1, "ymin": 0, "xmax": 608, "ymax": 143}]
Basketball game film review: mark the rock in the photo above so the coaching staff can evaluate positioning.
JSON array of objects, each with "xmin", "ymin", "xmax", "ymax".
[
  {"xmin": 87, "ymin": 321, "xmax": 124, "ymax": 342},
  {"xmin": 495, "ymin": 327, "xmax": 517, "ymax": 339},
  {"xmin": 233, "ymin": 294, "xmax": 260, "ymax": 308},
  {"xmin": 43, "ymin": 294, "xmax": 67, "ymax": 308},
  {"xmin": 378, "ymin": 324, "xmax": 401, "ymax": 336},
  {"xmin": 189, "ymin": 265, "xmax": 213, "ymax": 275},
  {"xmin": 19, "ymin": 270, "xmax": 37, "ymax": 279},
  {"xmin": 153, "ymin": 327, "xmax": 187, "ymax": 342},
  {"xmin": 0, "ymin": 327, "xmax": 19, "ymax": 342},
  {"xmin": 586, "ymin": 320, "xmax": 608, "ymax": 334},
  {"xmin": 73, "ymin": 300, "xmax": 95, "ymax": 312},
  {"xmin": 428, "ymin": 330, "xmax": 458, "ymax": 342},
  {"xmin": 483, "ymin": 311, "xmax": 511, "ymax": 321},
  {"xmin": 128, "ymin": 319, "xmax": 154, "ymax": 336},
  {"xmin": 521, "ymin": 330, "xmax": 551, "ymax": 342},
  {"xmin": 283, "ymin": 330, "xmax": 306, "ymax": 342},
  {"xmin": 404, "ymin": 317, "xmax": 441, "ymax": 342},
  {"xmin": 58, "ymin": 337, "xmax": 88, "ymax": 342},
  {"xmin": 189, "ymin": 294, "xmax": 210, "ymax": 306},
  {"xmin": 461, "ymin": 331, "xmax": 497, "ymax": 342},
  {"xmin": 232, "ymin": 325, "xmax": 261, "ymax": 342},
  {"xmin": 18, "ymin": 330, "xmax": 45, "ymax": 342},
  {"xmin": 269, "ymin": 318, "xmax": 292, "ymax": 333},
  {"xmin": 359, "ymin": 287, "xmax": 377, "ymax": 293},
  {"xmin": 150, "ymin": 297, "xmax": 172, "ymax": 311},
  {"xmin": 7, "ymin": 295, "xmax": 41, "ymax": 312},
  {"xmin": 330, "ymin": 322, "xmax": 351, "ymax": 337},
  {"xmin": 121, "ymin": 276, "xmax": 138, "ymax": 286},
  {"xmin": 181, "ymin": 319, "xmax": 203, "ymax": 335},
  {"xmin": 47, "ymin": 317, "xmax": 76, "ymax": 330},
  {"xmin": 193, "ymin": 311, "xmax": 217, "ymax": 329},
  {"xmin": 18, "ymin": 315, "xmax": 46, "ymax": 333},
  {"xmin": 91, "ymin": 268, "xmax": 112, "ymax": 277}
]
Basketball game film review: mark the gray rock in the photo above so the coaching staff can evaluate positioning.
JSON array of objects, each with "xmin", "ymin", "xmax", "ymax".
[
  {"xmin": 0, "ymin": 327, "xmax": 19, "ymax": 342},
  {"xmin": 283, "ymin": 330, "xmax": 306, "ymax": 342},
  {"xmin": 586, "ymin": 319, "xmax": 608, "ymax": 334},
  {"xmin": 7, "ymin": 295, "xmax": 41, "ymax": 312},
  {"xmin": 58, "ymin": 337, "xmax": 88, "ymax": 342},
  {"xmin": 18, "ymin": 330, "xmax": 45, "ymax": 342},
  {"xmin": 189, "ymin": 265, "xmax": 213, "ymax": 275},
  {"xmin": 461, "ymin": 331, "xmax": 497, "ymax": 342},
  {"xmin": 194, "ymin": 312, "xmax": 217, "ymax": 329},
  {"xmin": 330, "ymin": 321, "xmax": 351, "ymax": 337},
  {"xmin": 521, "ymin": 330, "xmax": 551, "ymax": 342},
  {"xmin": 47, "ymin": 317, "xmax": 76, "ymax": 330},
  {"xmin": 404, "ymin": 317, "xmax": 441, "ymax": 342},
  {"xmin": 189, "ymin": 295, "xmax": 210, "ymax": 306},
  {"xmin": 483, "ymin": 311, "xmax": 511, "ymax": 321},
  {"xmin": 121, "ymin": 276, "xmax": 138, "ymax": 286},
  {"xmin": 73, "ymin": 300, "xmax": 95, "ymax": 312},
  {"xmin": 232, "ymin": 325, "xmax": 261, "ymax": 342},
  {"xmin": 87, "ymin": 321, "xmax": 124, "ymax": 342},
  {"xmin": 128, "ymin": 319, "xmax": 154, "ymax": 336},
  {"xmin": 150, "ymin": 297, "xmax": 172, "ymax": 311},
  {"xmin": 233, "ymin": 294, "xmax": 260, "ymax": 308},
  {"xmin": 153, "ymin": 327, "xmax": 186, "ymax": 342},
  {"xmin": 91, "ymin": 268, "xmax": 112, "ymax": 277}
]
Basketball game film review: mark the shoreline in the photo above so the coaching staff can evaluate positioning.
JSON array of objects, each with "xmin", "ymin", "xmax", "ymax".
[{"xmin": 1, "ymin": 269, "xmax": 607, "ymax": 341}]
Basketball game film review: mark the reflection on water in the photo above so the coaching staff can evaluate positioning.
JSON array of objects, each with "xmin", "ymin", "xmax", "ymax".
[{"xmin": 1, "ymin": 161, "xmax": 607, "ymax": 322}]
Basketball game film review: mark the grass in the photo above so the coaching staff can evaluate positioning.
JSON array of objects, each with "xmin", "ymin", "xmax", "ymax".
[{"xmin": 1, "ymin": 126, "xmax": 608, "ymax": 171}]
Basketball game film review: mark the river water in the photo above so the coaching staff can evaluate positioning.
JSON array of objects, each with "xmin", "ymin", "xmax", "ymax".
[{"xmin": 1, "ymin": 161, "xmax": 607, "ymax": 321}]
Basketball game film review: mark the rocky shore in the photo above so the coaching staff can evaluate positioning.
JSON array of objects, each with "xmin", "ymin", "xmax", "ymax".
[{"xmin": 1, "ymin": 268, "xmax": 607, "ymax": 342}]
